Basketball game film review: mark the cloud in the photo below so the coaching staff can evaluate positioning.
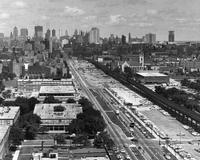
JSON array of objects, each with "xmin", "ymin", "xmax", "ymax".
[
  {"xmin": 13, "ymin": 1, "xmax": 27, "ymax": 8},
  {"xmin": 64, "ymin": 6, "xmax": 85, "ymax": 16},
  {"xmin": 129, "ymin": 22, "xmax": 153, "ymax": 27},
  {"xmin": 109, "ymin": 15, "xmax": 126, "ymax": 25},
  {"xmin": 41, "ymin": 15, "xmax": 50, "ymax": 20},
  {"xmin": 0, "ymin": 13, "xmax": 10, "ymax": 19},
  {"xmin": 147, "ymin": 9, "xmax": 158, "ymax": 15},
  {"xmin": 84, "ymin": 16, "xmax": 96, "ymax": 21}
]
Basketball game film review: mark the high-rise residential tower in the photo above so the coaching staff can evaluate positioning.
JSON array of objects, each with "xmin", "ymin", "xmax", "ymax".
[
  {"xmin": 13, "ymin": 26, "xmax": 18, "ymax": 40},
  {"xmin": 20, "ymin": 28, "xmax": 28, "ymax": 38},
  {"xmin": 168, "ymin": 31, "xmax": 175, "ymax": 42},
  {"xmin": 144, "ymin": 33, "xmax": 156, "ymax": 44},
  {"xmin": 34, "ymin": 26, "xmax": 43, "ymax": 39},
  {"xmin": 89, "ymin": 27, "xmax": 100, "ymax": 44}
]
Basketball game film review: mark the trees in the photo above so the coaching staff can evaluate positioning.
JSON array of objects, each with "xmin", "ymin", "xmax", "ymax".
[
  {"xmin": 124, "ymin": 66, "xmax": 132, "ymax": 78},
  {"xmin": 67, "ymin": 98, "xmax": 76, "ymax": 103},
  {"xmin": 68, "ymin": 97, "xmax": 106, "ymax": 135},
  {"xmin": 44, "ymin": 96, "xmax": 61, "ymax": 103},
  {"xmin": 93, "ymin": 131, "xmax": 114, "ymax": 150},
  {"xmin": 28, "ymin": 97, "xmax": 39, "ymax": 111},
  {"xmin": 9, "ymin": 126, "xmax": 24, "ymax": 145}
]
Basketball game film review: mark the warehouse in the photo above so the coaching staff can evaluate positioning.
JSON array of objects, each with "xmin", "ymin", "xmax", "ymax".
[{"xmin": 135, "ymin": 72, "xmax": 169, "ymax": 84}]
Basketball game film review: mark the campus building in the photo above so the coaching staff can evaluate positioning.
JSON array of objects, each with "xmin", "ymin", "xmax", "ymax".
[
  {"xmin": 17, "ymin": 78, "xmax": 74, "ymax": 93},
  {"xmin": 38, "ymin": 85, "xmax": 79, "ymax": 100},
  {"xmin": 34, "ymin": 103, "xmax": 82, "ymax": 133},
  {"xmin": 0, "ymin": 106, "xmax": 20, "ymax": 126},
  {"xmin": 0, "ymin": 126, "xmax": 10, "ymax": 159}
]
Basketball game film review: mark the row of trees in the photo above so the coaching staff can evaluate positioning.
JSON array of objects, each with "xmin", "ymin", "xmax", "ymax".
[
  {"xmin": 155, "ymin": 86, "xmax": 200, "ymax": 112},
  {"xmin": 6, "ymin": 97, "xmax": 41, "ymax": 145},
  {"xmin": 68, "ymin": 97, "xmax": 106, "ymax": 135},
  {"xmin": 181, "ymin": 78, "xmax": 200, "ymax": 91}
]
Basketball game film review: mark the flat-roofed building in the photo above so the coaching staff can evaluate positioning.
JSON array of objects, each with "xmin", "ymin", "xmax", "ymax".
[
  {"xmin": 136, "ymin": 71, "xmax": 169, "ymax": 84},
  {"xmin": 34, "ymin": 103, "xmax": 82, "ymax": 132},
  {"xmin": 17, "ymin": 78, "xmax": 73, "ymax": 93},
  {"xmin": 0, "ymin": 126, "xmax": 10, "ymax": 159},
  {"xmin": 0, "ymin": 106, "xmax": 20, "ymax": 126},
  {"xmin": 38, "ymin": 85, "xmax": 79, "ymax": 100}
]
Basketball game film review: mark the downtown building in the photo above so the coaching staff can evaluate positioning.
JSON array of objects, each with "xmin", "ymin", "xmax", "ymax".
[
  {"xmin": 89, "ymin": 27, "xmax": 100, "ymax": 44},
  {"xmin": 168, "ymin": 31, "xmax": 175, "ymax": 43},
  {"xmin": 144, "ymin": 33, "xmax": 156, "ymax": 44}
]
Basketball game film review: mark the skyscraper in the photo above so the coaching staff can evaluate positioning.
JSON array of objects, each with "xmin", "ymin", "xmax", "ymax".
[
  {"xmin": 52, "ymin": 29, "xmax": 56, "ymax": 37},
  {"xmin": 144, "ymin": 33, "xmax": 156, "ymax": 44},
  {"xmin": 168, "ymin": 31, "xmax": 175, "ymax": 42},
  {"xmin": 20, "ymin": 28, "xmax": 28, "ymax": 38},
  {"xmin": 34, "ymin": 26, "xmax": 43, "ymax": 38},
  {"xmin": 65, "ymin": 30, "xmax": 68, "ymax": 36},
  {"xmin": 89, "ymin": 27, "xmax": 100, "ymax": 44},
  {"xmin": 0, "ymin": 33, "xmax": 4, "ymax": 39},
  {"xmin": 128, "ymin": 33, "xmax": 131, "ymax": 44},
  {"xmin": 13, "ymin": 26, "xmax": 18, "ymax": 40},
  {"xmin": 45, "ymin": 29, "xmax": 51, "ymax": 40},
  {"xmin": 121, "ymin": 35, "xmax": 126, "ymax": 44}
]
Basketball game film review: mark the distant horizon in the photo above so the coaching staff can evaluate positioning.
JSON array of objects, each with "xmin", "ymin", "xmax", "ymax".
[
  {"xmin": 1, "ymin": 0, "xmax": 200, "ymax": 41},
  {"xmin": 3, "ymin": 26, "xmax": 200, "ymax": 42}
]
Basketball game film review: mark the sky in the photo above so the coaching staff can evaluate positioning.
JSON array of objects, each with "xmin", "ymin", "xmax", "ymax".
[{"xmin": 0, "ymin": 0, "xmax": 200, "ymax": 41}]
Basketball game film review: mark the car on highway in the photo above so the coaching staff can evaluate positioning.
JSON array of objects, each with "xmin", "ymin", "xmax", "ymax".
[{"xmin": 164, "ymin": 154, "xmax": 171, "ymax": 160}]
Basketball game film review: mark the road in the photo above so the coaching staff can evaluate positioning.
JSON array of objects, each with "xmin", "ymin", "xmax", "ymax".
[
  {"xmin": 96, "ymin": 88, "xmax": 167, "ymax": 160},
  {"xmin": 68, "ymin": 60, "xmax": 139, "ymax": 160}
]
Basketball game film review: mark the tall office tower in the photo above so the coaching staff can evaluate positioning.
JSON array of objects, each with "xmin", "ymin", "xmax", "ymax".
[
  {"xmin": 34, "ymin": 26, "xmax": 43, "ymax": 38},
  {"xmin": 121, "ymin": 35, "xmax": 126, "ymax": 44},
  {"xmin": 13, "ymin": 26, "xmax": 18, "ymax": 40},
  {"xmin": 20, "ymin": 28, "xmax": 28, "ymax": 38},
  {"xmin": 89, "ymin": 27, "xmax": 100, "ymax": 44},
  {"xmin": 168, "ymin": 31, "xmax": 175, "ymax": 42},
  {"xmin": 74, "ymin": 29, "xmax": 78, "ymax": 36},
  {"xmin": 52, "ymin": 29, "xmax": 56, "ymax": 37},
  {"xmin": 10, "ymin": 32, "xmax": 13, "ymax": 39},
  {"xmin": 45, "ymin": 29, "xmax": 51, "ymax": 40},
  {"xmin": 0, "ymin": 33, "xmax": 4, "ymax": 39},
  {"xmin": 65, "ymin": 30, "xmax": 68, "ymax": 36},
  {"xmin": 128, "ymin": 32, "xmax": 131, "ymax": 44},
  {"xmin": 144, "ymin": 33, "xmax": 156, "ymax": 44}
]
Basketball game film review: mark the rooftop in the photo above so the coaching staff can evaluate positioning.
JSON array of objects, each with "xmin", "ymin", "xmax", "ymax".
[
  {"xmin": 34, "ymin": 103, "xmax": 82, "ymax": 120},
  {"xmin": 18, "ymin": 78, "xmax": 73, "ymax": 82},
  {"xmin": 39, "ymin": 86, "xmax": 76, "ymax": 94},
  {"xmin": 137, "ymin": 72, "xmax": 168, "ymax": 77},
  {"xmin": 0, "ymin": 106, "xmax": 20, "ymax": 119}
]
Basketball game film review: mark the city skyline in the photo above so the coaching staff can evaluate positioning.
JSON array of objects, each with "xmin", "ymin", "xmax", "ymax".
[{"xmin": 0, "ymin": 0, "xmax": 200, "ymax": 40}]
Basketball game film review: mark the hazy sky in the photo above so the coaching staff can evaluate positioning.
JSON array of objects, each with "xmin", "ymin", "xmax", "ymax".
[{"xmin": 0, "ymin": 0, "xmax": 200, "ymax": 40}]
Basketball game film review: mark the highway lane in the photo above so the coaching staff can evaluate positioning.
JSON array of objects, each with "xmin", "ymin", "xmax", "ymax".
[
  {"xmin": 68, "ymin": 60, "xmax": 139, "ymax": 160},
  {"xmin": 97, "ymin": 88, "xmax": 167, "ymax": 160}
]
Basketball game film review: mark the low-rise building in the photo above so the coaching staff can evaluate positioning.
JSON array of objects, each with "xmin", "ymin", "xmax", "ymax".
[
  {"xmin": 0, "ymin": 106, "xmax": 20, "ymax": 126},
  {"xmin": 38, "ymin": 85, "xmax": 79, "ymax": 100},
  {"xmin": 135, "ymin": 71, "xmax": 169, "ymax": 84},
  {"xmin": 34, "ymin": 103, "xmax": 82, "ymax": 132},
  {"xmin": 0, "ymin": 126, "xmax": 10, "ymax": 159},
  {"xmin": 17, "ymin": 78, "xmax": 74, "ymax": 93}
]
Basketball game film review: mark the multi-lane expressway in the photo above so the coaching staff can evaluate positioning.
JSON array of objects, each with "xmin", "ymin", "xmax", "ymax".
[
  {"xmin": 68, "ymin": 59, "xmax": 169, "ymax": 160},
  {"xmin": 68, "ymin": 60, "xmax": 140, "ymax": 160}
]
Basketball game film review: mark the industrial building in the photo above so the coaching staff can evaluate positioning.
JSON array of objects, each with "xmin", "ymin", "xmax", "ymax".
[
  {"xmin": 34, "ymin": 103, "xmax": 82, "ymax": 132},
  {"xmin": 135, "ymin": 72, "xmax": 169, "ymax": 84}
]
